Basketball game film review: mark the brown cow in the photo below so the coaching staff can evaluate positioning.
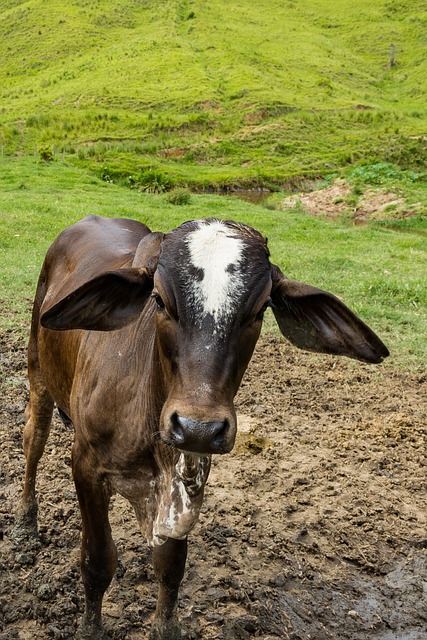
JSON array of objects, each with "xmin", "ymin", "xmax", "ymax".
[{"xmin": 16, "ymin": 215, "xmax": 388, "ymax": 639}]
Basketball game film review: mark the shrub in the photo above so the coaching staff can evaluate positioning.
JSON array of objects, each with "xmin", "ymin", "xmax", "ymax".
[
  {"xmin": 129, "ymin": 169, "xmax": 174, "ymax": 193},
  {"xmin": 165, "ymin": 188, "xmax": 192, "ymax": 205},
  {"xmin": 349, "ymin": 162, "xmax": 423, "ymax": 186},
  {"xmin": 39, "ymin": 147, "xmax": 54, "ymax": 162}
]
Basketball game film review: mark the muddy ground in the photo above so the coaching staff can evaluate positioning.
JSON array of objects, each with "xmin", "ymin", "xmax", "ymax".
[{"xmin": 1, "ymin": 328, "xmax": 426, "ymax": 640}]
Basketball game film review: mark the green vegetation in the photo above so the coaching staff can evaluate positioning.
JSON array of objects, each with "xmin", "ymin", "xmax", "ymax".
[
  {"xmin": 1, "ymin": 157, "xmax": 425, "ymax": 370},
  {"xmin": 165, "ymin": 187, "xmax": 192, "ymax": 205},
  {"xmin": 1, "ymin": 0, "xmax": 426, "ymax": 188}
]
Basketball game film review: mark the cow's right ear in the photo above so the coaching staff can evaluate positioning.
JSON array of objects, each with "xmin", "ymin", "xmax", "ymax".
[
  {"xmin": 40, "ymin": 267, "xmax": 154, "ymax": 331},
  {"xmin": 270, "ymin": 264, "xmax": 389, "ymax": 364}
]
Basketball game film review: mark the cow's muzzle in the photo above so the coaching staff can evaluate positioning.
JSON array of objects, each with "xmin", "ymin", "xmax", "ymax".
[{"xmin": 169, "ymin": 413, "xmax": 234, "ymax": 454}]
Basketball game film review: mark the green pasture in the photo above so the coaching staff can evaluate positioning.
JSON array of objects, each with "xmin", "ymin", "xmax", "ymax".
[
  {"xmin": 0, "ymin": 157, "xmax": 425, "ymax": 370},
  {"xmin": 1, "ymin": 0, "xmax": 426, "ymax": 188}
]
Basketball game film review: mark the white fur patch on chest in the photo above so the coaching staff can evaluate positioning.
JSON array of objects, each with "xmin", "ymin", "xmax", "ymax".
[
  {"xmin": 186, "ymin": 221, "xmax": 244, "ymax": 331},
  {"xmin": 151, "ymin": 453, "xmax": 210, "ymax": 545}
]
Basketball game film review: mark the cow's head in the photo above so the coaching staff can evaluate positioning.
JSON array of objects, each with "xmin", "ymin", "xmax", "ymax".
[
  {"xmin": 152, "ymin": 220, "xmax": 272, "ymax": 455},
  {"xmin": 41, "ymin": 218, "xmax": 389, "ymax": 455}
]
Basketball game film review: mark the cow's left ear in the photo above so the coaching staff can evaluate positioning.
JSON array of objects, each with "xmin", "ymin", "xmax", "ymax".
[
  {"xmin": 270, "ymin": 264, "xmax": 389, "ymax": 364},
  {"xmin": 41, "ymin": 268, "xmax": 153, "ymax": 331}
]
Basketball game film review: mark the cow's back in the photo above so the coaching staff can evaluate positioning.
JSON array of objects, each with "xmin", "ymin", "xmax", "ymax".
[
  {"xmin": 40, "ymin": 215, "xmax": 151, "ymax": 311},
  {"xmin": 29, "ymin": 216, "xmax": 152, "ymax": 415}
]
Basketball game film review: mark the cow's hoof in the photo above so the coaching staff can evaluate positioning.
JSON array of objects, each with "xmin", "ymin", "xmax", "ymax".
[
  {"xmin": 150, "ymin": 617, "xmax": 182, "ymax": 640},
  {"xmin": 11, "ymin": 506, "xmax": 40, "ymax": 564},
  {"xmin": 76, "ymin": 623, "xmax": 109, "ymax": 640},
  {"xmin": 12, "ymin": 504, "xmax": 39, "ymax": 548}
]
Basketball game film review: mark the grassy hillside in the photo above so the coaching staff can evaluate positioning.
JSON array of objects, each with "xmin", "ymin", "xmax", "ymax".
[{"xmin": 1, "ymin": 0, "xmax": 426, "ymax": 188}]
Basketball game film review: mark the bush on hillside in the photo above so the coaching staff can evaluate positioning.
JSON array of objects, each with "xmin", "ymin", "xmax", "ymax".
[
  {"xmin": 165, "ymin": 188, "xmax": 192, "ymax": 205},
  {"xmin": 39, "ymin": 147, "xmax": 54, "ymax": 162}
]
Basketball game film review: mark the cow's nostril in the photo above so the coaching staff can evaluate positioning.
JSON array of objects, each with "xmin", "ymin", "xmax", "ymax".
[
  {"xmin": 212, "ymin": 420, "xmax": 229, "ymax": 447},
  {"xmin": 170, "ymin": 414, "xmax": 230, "ymax": 453},
  {"xmin": 170, "ymin": 413, "xmax": 185, "ymax": 445}
]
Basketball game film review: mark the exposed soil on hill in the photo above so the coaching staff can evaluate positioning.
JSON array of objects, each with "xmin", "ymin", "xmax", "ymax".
[
  {"xmin": 280, "ymin": 179, "xmax": 417, "ymax": 224},
  {"xmin": 1, "ymin": 330, "xmax": 426, "ymax": 639}
]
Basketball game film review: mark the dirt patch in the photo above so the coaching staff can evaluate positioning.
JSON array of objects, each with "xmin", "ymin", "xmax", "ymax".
[
  {"xmin": 355, "ymin": 190, "xmax": 409, "ymax": 223},
  {"xmin": 280, "ymin": 179, "xmax": 414, "ymax": 224},
  {"xmin": 1, "ymin": 331, "xmax": 426, "ymax": 639},
  {"xmin": 281, "ymin": 179, "xmax": 353, "ymax": 220}
]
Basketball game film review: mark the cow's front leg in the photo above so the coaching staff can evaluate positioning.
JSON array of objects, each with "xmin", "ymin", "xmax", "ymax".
[
  {"xmin": 150, "ymin": 537, "xmax": 187, "ymax": 640},
  {"xmin": 72, "ymin": 439, "xmax": 117, "ymax": 640}
]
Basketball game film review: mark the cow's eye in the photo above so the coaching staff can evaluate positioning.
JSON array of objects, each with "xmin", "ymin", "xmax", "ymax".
[
  {"xmin": 153, "ymin": 293, "xmax": 165, "ymax": 310},
  {"xmin": 256, "ymin": 300, "xmax": 270, "ymax": 321}
]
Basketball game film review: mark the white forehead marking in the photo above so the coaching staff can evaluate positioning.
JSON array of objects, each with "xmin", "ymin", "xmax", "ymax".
[{"xmin": 186, "ymin": 221, "xmax": 244, "ymax": 330}]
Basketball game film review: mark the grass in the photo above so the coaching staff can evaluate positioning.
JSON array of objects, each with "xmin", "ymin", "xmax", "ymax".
[
  {"xmin": 0, "ymin": 157, "xmax": 425, "ymax": 370},
  {"xmin": 1, "ymin": 1, "xmax": 427, "ymax": 188}
]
